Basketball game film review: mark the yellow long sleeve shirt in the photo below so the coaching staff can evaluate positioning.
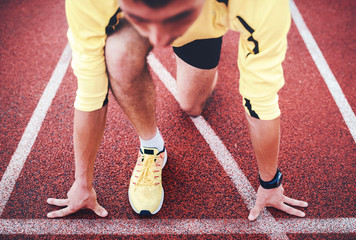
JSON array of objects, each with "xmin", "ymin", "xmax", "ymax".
[{"xmin": 66, "ymin": 0, "xmax": 290, "ymax": 120}]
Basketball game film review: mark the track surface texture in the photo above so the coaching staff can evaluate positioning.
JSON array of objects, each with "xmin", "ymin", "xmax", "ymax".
[{"xmin": 0, "ymin": 0, "xmax": 355, "ymax": 239}]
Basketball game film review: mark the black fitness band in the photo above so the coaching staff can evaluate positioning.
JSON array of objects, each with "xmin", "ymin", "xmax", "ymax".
[{"xmin": 259, "ymin": 168, "xmax": 283, "ymax": 189}]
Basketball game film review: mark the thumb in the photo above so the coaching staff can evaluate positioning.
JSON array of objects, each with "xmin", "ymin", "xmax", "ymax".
[
  {"xmin": 93, "ymin": 204, "xmax": 108, "ymax": 218},
  {"xmin": 248, "ymin": 205, "xmax": 263, "ymax": 221}
]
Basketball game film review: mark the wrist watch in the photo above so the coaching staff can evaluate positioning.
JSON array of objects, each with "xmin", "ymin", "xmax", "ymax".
[{"xmin": 259, "ymin": 168, "xmax": 283, "ymax": 189}]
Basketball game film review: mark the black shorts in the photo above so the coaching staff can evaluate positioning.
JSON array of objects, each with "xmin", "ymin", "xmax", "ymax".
[{"xmin": 172, "ymin": 37, "xmax": 223, "ymax": 70}]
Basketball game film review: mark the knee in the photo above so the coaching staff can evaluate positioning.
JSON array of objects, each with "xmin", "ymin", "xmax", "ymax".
[
  {"xmin": 106, "ymin": 35, "xmax": 150, "ymax": 78},
  {"xmin": 105, "ymin": 23, "xmax": 151, "ymax": 88},
  {"xmin": 179, "ymin": 101, "xmax": 203, "ymax": 117}
]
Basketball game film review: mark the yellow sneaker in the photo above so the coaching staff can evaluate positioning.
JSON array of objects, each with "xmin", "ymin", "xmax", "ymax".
[{"xmin": 128, "ymin": 147, "xmax": 167, "ymax": 215}]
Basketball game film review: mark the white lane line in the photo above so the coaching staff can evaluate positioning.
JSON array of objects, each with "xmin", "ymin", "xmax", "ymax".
[
  {"xmin": 290, "ymin": 0, "xmax": 356, "ymax": 142},
  {"xmin": 147, "ymin": 54, "xmax": 288, "ymax": 240},
  {"xmin": 281, "ymin": 218, "xmax": 356, "ymax": 234},
  {"xmin": 0, "ymin": 219, "xmax": 258, "ymax": 235},
  {"xmin": 0, "ymin": 218, "xmax": 355, "ymax": 235},
  {"xmin": 0, "ymin": 43, "xmax": 71, "ymax": 216}
]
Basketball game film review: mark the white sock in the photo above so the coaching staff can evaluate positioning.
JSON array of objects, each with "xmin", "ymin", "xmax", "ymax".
[{"xmin": 139, "ymin": 129, "xmax": 164, "ymax": 152}]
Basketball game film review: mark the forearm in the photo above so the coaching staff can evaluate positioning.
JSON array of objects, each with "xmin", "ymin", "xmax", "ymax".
[
  {"xmin": 245, "ymin": 113, "xmax": 280, "ymax": 181},
  {"xmin": 73, "ymin": 106, "xmax": 107, "ymax": 188}
]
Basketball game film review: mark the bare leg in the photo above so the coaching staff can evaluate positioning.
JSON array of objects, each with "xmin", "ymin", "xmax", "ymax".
[
  {"xmin": 176, "ymin": 55, "xmax": 218, "ymax": 117},
  {"xmin": 105, "ymin": 21, "xmax": 156, "ymax": 140}
]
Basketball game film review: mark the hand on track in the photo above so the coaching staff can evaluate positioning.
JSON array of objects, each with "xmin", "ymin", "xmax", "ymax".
[
  {"xmin": 46, "ymin": 181, "xmax": 108, "ymax": 218},
  {"xmin": 248, "ymin": 185, "xmax": 308, "ymax": 221}
]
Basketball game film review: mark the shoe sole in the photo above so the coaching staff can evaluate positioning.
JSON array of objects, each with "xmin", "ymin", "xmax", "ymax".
[{"xmin": 129, "ymin": 148, "xmax": 167, "ymax": 215}]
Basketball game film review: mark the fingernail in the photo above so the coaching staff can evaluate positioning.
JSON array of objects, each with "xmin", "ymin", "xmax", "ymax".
[
  {"xmin": 103, "ymin": 210, "xmax": 108, "ymax": 217},
  {"xmin": 99, "ymin": 209, "xmax": 108, "ymax": 217}
]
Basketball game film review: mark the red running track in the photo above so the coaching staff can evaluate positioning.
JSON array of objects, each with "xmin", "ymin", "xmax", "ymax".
[{"xmin": 0, "ymin": 0, "xmax": 355, "ymax": 239}]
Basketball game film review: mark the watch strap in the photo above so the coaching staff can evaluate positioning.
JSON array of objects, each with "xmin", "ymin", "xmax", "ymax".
[{"xmin": 259, "ymin": 168, "xmax": 283, "ymax": 189}]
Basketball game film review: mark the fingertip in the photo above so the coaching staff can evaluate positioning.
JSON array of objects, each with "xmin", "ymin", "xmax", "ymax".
[
  {"xmin": 94, "ymin": 205, "xmax": 108, "ymax": 218},
  {"xmin": 47, "ymin": 198, "xmax": 53, "ymax": 204},
  {"xmin": 98, "ymin": 207, "xmax": 108, "ymax": 218},
  {"xmin": 101, "ymin": 209, "xmax": 108, "ymax": 218},
  {"xmin": 248, "ymin": 207, "xmax": 261, "ymax": 221},
  {"xmin": 248, "ymin": 211, "xmax": 258, "ymax": 221},
  {"xmin": 248, "ymin": 214, "xmax": 258, "ymax": 221}
]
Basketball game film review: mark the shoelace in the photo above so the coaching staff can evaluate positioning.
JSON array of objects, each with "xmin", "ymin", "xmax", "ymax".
[{"xmin": 134, "ymin": 153, "xmax": 161, "ymax": 187}]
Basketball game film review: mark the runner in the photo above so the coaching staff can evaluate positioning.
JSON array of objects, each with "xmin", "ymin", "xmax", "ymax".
[{"xmin": 47, "ymin": 0, "xmax": 308, "ymax": 220}]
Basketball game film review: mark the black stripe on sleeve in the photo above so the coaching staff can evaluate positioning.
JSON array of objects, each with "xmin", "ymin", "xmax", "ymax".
[
  {"xmin": 244, "ymin": 98, "xmax": 260, "ymax": 119},
  {"xmin": 216, "ymin": 0, "xmax": 229, "ymax": 6},
  {"xmin": 237, "ymin": 16, "xmax": 259, "ymax": 56},
  {"xmin": 105, "ymin": 8, "xmax": 122, "ymax": 35}
]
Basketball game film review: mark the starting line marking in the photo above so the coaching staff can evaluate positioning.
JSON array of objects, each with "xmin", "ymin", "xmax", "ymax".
[{"xmin": 0, "ymin": 218, "xmax": 355, "ymax": 235}]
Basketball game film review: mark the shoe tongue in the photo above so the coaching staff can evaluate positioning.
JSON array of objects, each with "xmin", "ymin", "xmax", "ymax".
[{"xmin": 143, "ymin": 148, "xmax": 155, "ymax": 155}]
